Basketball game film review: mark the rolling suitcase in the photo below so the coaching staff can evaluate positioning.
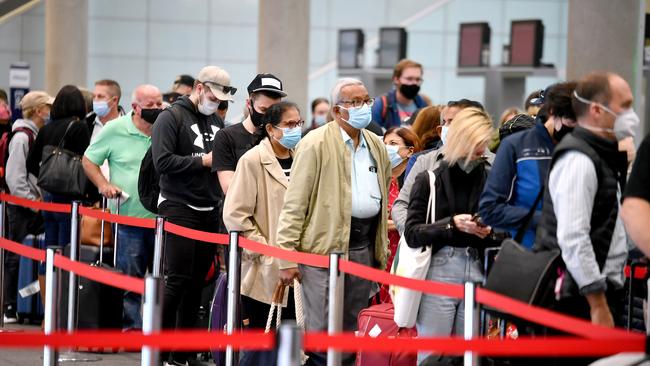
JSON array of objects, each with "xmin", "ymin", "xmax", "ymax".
[
  {"xmin": 356, "ymin": 303, "xmax": 417, "ymax": 366},
  {"xmin": 210, "ymin": 272, "xmax": 228, "ymax": 365},
  {"xmin": 16, "ymin": 234, "xmax": 45, "ymax": 324},
  {"xmin": 59, "ymin": 197, "xmax": 124, "ymax": 330}
]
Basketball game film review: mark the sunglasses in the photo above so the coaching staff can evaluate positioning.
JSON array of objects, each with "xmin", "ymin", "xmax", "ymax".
[{"xmin": 204, "ymin": 81, "xmax": 237, "ymax": 96}]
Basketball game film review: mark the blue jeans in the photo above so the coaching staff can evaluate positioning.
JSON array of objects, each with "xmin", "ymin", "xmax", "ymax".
[
  {"xmin": 40, "ymin": 194, "xmax": 72, "ymax": 275},
  {"xmin": 416, "ymin": 246, "xmax": 484, "ymax": 364},
  {"xmin": 116, "ymin": 225, "xmax": 155, "ymax": 331}
]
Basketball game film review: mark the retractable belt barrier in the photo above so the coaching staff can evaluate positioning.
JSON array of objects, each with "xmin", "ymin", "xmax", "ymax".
[{"xmin": 0, "ymin": 193, "xmax": 644, "ymax": 357}]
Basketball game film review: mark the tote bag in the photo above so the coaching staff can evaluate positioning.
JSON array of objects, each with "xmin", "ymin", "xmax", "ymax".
[{"xmin": 390, "ymin": 170, "xmax": 436, "ymax": 328}]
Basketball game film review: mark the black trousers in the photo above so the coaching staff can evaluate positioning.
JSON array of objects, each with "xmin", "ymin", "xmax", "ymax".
[
  {"xmin": 4, "ymin": 204, "xmax": 42, "ymax": 310},
  {"xmin": 158, "ymin": 200, "xmax": 218, "ymax": 364}
]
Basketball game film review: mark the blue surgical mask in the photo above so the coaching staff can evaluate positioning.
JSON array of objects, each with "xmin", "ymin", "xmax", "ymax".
[
  {"xmin": 314, "ymin": 114, "xmax": 328, "ymax": 127},
  {"xmin": 385, "ymin": 144, "xmax": 405, "ymax": 168},
  {"xmin": 93, "ymin": 100, "xmax": 110, "ymax": 118},
  {"xmin": 339, "ymin": 104, "xmax": 372, "ymax": 130},
  {"xmin": 276, "ymin": 126, "xmax": 302, "ymax": 149},
  {"xmin": 440, "ymin": 126, "xmax": 449, "ymax": 145}
]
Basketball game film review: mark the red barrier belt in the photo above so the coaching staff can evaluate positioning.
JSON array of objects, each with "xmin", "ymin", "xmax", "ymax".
[
  {"xmin": 0, "ymin": 331, "xmax": 642, "ymax": 356},
  {"xmin": 79, "ymin": 206, "xmax": 155, "ymax": 229},
  {"xmin": 0, "ymin": 237, "xmax": 46, "ymax": 262},
  {"xmin": 164, "ymin": 222, "xmax": 229, "ymax": 245},
  {"xmin": 53, "ymin": 254, "xmax": 145, "ymax": 295},
  {"xmin": 339, "ymin": 259, "xmax": 463, "ymax": 299},
  {"xmin": 476, "ymin": 288, "xmax": 636, "ymax": 340},
  {"xmin": 239, "ymin": 237, "xmax": 330, "ymax": 268},
  {"xmin": 625, "ymin": 265, "xmax": 648, "ymax": 280},
  {"xmin": 0, "ymin": 193, "xmax": 71, "ymax": 213}
]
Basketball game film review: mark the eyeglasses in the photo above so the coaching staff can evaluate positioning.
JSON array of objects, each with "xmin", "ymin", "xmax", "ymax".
[
  {"xmin": 203, "ymin": 82, "xmax": 237, "ymax": 96},
  {"xmin": 277, "ymin": 120, "xmax": 304, "ymax": 129},
  {"xmin": 338, "ymin": 99, "xmax": 374, "ymax": 108}
]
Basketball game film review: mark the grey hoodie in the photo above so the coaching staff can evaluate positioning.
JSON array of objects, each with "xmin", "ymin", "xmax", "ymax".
[{"xmin": 7, "ymin": 119, "xmax": 40, "ymax": 201}]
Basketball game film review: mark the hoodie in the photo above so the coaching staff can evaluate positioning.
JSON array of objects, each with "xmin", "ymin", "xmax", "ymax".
[
  {"xmin": 7, "ymin": 119, "xmax": 40, "ymax": 201},
  {"xmin": 151, "ymin": 96, "xmax": 222, "ymax": 207}
]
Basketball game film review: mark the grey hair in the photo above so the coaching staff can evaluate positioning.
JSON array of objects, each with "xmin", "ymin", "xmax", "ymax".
[
  {"xmin": 330, "ymin": 78, "xmax": 364, "ymax": 106},
  {"xmin": 131, "ymin": 84, "xmax": 161, "ymax": 104}
]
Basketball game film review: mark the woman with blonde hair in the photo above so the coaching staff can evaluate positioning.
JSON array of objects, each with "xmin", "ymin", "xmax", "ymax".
[{"xmin": 404, "ymin": 107, "xmax": 500, "ymax": 363}]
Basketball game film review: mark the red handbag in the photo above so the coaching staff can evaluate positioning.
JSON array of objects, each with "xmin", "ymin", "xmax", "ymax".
[{"xmin": 356, "ymin": 303, "xmax": 418, "ymax": 366}]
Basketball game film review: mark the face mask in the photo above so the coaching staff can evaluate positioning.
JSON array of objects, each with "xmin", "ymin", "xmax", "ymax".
[
  {"xmin": 140, "ymin": 108, "xmax": 163, "ymax": 124},
  {"xmin": 249, "ymin": 102, "xmax": 266, "ymax": 127},
  {"xmin": 198, "ymin": 91, "xmax": 220, "ymax": 116},
  {"xmin": 440, "ymin": 126, "xmax": 449, "ymax": 145},
  {"xmin": 339, "ymin": 104, "xmax": 372, "ymax": 130},
  {"xmin": 275, "ymin": 126, "xmax": 302, "ymax": 149},
  {"xmin": 610, "ymin": 108, "xmax": 639, "ymax": 140},
  {"xmin": 385, "ymin": 144, "xmax": 405, "ymax": 169},
  {"xmin": 459, "ymin": 158, "xmax": 482, "ymax": 174},
  {"xmin": 573, "ymin": 91, "xmax": 640, "ymax": 140},
  {"xmin": 399, "ymin": 84, "xmax": 420, "ymax": 100},
  {"xmin": 93, "ymin": 100, "xmax": 110, "ymax": 118},
  {"xmin": 314, "ymin": 114, "xmax": 327, "ymax": 127},
  {"xmin": 552, "ymin": 118, "xmax": 574, "ymax": 142}
]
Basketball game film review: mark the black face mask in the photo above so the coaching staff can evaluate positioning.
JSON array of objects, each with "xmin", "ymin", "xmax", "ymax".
[
  {"xmin": 140, "ymin": 108, "xmax": 163, "ymax": 124},
  {"xmin": 249, "ymin": 102, "xmax": 265, "ymax": 127},
  {"xmin": 399, "ymin": 84, "xmax": 420, "ymax": 100},
  {"xmin": 553, "ymin": 124, "xmax": 574, "ymax": 142}
]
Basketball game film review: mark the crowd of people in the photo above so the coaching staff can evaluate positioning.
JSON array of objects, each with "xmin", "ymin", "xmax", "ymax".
[{"xmin": 0, "ymin": 57, "xmax": 648, "ymax": 366}]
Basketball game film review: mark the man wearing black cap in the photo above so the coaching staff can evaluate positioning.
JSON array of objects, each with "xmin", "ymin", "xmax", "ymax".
[
  {"xmin": 212, "ymin": 73, "xmax": 286, "ymax": 194},
  {"xmin": 163, "ymin": 74, "xmax": 196, "ymax": 104}
]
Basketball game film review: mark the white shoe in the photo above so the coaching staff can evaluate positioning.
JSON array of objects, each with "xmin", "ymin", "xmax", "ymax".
[
  {"xmin": 3, "ymin": 314, "xmax": 18, "ymax": 324},
  {"xmin": 163, "ymin": 361, "xmax": 188, "ymax": 366}
]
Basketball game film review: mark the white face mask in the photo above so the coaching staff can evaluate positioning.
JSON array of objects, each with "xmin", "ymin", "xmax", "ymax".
[
  {"xmin": 197, "ymin": 90, "xmax": 220, "ymax": 116},
  {"xmin": 573, "ymin": 91, "xmax": 640, "ymax": 140},
  {"xmin": 440, "ymin": 126, "xmax": 449, "ymax": 145}
]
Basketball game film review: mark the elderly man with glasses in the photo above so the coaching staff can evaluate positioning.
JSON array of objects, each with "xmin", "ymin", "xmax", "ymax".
[{"xmin": 276, "ymin": 78, "xmax": 391, "ymax": 366}]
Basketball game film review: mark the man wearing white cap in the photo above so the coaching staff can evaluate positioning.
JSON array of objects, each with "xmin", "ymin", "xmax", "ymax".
[
  {"xmin": 2, "ymin": 91, "xmax": 53, "ymax": 323},
  {"xmin": 151, "ymin": 65, "xmax": 236, "ymax": 366}
]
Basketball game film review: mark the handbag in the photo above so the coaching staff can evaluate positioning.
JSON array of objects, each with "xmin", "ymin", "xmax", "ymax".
[
  {"xmin": 37, "ymin": 119, "xmax": 89, "ymax": 197},
  {"xmin": 484, "ymin": 187, "xmax": 562, "ymax": 306},
  {"xmin": 80, "ymin": 200, "xmax": 113, "ymax": 247},
  {"xmin": 240, "ymin": 279, "xmax": 308, "ymax": 366},
  {"xmin": 390, "ymin": 170, "xmax": 436, "ymax": 328}
]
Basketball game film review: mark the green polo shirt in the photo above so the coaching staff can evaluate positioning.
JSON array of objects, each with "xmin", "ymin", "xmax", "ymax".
[{"xmin": 84, "ymin": 113, "xmax": 154, "ymax": 218}]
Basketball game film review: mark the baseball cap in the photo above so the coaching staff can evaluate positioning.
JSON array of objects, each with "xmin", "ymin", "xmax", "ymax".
[
  {"xmin": 247, "ymin": 73, "xmax": 286, "ymax": 97},
  {"xmin": 20, "ymin": 91, "xmax": 54, "ymax": 110},
  {"xmin": 174, "ymin": 74, "xmax": 195, "ymax": 88},
  {"xmin": 197, "ymin": 66, "xmax": 236, "ymax": 102}
]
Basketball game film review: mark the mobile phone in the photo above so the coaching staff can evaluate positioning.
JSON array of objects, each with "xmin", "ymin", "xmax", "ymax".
[{"xmin": 471, "ymin": 213, "xmax": 488, "ymax": 228}]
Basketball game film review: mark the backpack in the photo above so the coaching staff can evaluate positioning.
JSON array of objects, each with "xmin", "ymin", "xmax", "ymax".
[
  {"xmin": 0, "ymin": 127, "xmax": 35, "ymax": 193},
  {"xmin": 138, "ymin": 106, "xmax": 183, "ymax": 214}
]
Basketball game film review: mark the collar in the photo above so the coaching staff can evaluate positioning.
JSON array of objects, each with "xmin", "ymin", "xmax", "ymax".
[
  {"xmin": 339, "ymin": 127, "xmax": 367, "ymax": 149},
  {"xmin": 124, "ymin": 114, "xmax": 147, "ymax": 137},
  {"xmin": 93, "ymin": 115, "xmax": 103, "ymax": 127},
  {"xmin": 534, "ymin": 120, "xmax": 554, "ymax": 145}
]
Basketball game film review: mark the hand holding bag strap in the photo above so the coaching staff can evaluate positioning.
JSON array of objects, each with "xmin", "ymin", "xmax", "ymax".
[{"xmin": 513, "ymin": 186, "xmax": 545, "ymax": 243}]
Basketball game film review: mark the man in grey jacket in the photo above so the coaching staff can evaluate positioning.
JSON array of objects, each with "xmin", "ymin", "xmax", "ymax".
[{"xmin": 3, "ymin": 91, "xmax": 52, "ymax": 323}]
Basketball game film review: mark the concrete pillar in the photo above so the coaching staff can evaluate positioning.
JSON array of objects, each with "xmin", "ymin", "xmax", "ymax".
[
  {"xmin": 45, "ymin": 0, "xmax": 88, "ymax": 95},
  {"xmin": 257, "ymin": 0, "xmax": 310, "ymax": 114}
]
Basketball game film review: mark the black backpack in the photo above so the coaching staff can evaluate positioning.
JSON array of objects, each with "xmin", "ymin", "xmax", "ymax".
[{"xmin": 138, "ymin": 106, "xmax": 183, "ymax": 214}]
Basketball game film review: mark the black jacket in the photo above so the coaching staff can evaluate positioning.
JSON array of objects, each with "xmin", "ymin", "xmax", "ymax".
[
  {"xmin": 405, "ymin": 160, "xmax": 500, "ymax": 252},
  {"xmin": 151, "ymin": 96, "xmax": 222, "ymax": 207},
  {"xmin": 534, "ymin": 127, "xmax": 628, "ymax": 296}
]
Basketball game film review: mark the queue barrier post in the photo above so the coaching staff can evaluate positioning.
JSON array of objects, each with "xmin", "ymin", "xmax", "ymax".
[
  {"xmin": 226, "ymin": 231, "xmax": 241, "ymax": 366},
  {"xmin": 463, "ymin": 282, "xmax": 480, "ymax": 366},
  {"xmin": 327, "ymin": 252, "xmax": 344, "ymax": 366},
  {"xmin": 152, "ymin": 217, "xmax": 165, "ymax": 278},
  {"xmin": 276, "ymin": 321, "xmax": 302, "ymax": 366},
  {"xmin": 43, "ymin": 248, "xmax": 59, "ymax": 366},
  {"xmin": 0, "ymin": 197, "xmax": 6, "ymax": 328},
  {"xmin": 141, "ymin": 276, "xmax": 163, "ymax": 366}
]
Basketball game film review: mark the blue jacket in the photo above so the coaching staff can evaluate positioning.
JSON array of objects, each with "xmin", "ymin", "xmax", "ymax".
[
  {"xmin": 479, "ymin": 122, "xmax": 554, "ymax": 248},
  {"xmin": 372, "ymin": 89, "xmax": 427, "ymax": 129}
]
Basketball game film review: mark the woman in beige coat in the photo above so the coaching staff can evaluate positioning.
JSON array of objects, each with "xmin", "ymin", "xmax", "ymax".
[{"xmin": 223, "ymin": 101, "xmax": 303, "ymax": 329}]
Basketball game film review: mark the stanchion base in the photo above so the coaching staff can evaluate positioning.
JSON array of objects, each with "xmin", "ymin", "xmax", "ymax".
[{"xmin": 57, "ymin": 351, "xmax": 102, "ymax": 362}]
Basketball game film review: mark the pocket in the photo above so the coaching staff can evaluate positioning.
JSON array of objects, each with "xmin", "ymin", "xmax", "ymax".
[{"xmin": 432, "ymin": 250, "xmax": 451, "ymax": 266}]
